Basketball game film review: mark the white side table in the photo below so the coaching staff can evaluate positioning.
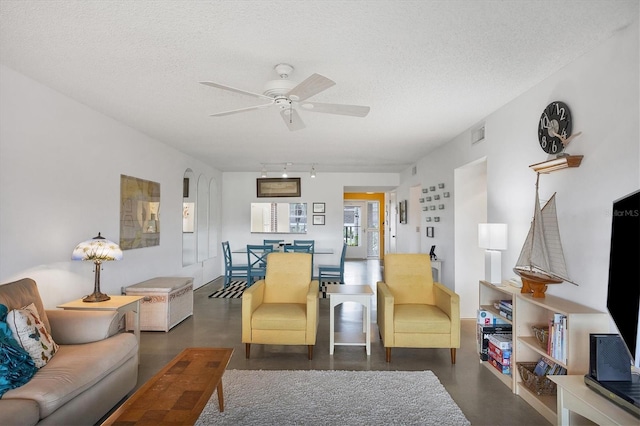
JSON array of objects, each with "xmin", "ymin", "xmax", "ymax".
[
  {"xmin": 57, "ymin": 295, "xmax": 143, "ymax": 358},
  {"xmin": 548, "ymin": 375, "xmax": 638, "ymax": 426},
  {"xmin": 326, "ymin": 284, "xmax": 374, "ymax": 356}
]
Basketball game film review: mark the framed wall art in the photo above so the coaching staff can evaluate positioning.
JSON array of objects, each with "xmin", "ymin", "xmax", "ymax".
[
  {"xmin": 426, "ymin": 227, "xmax": 434, "ymax": 238},
  {"xmin": 313, "ymin": 215, "xmax": 325, "ymax": 225},
  {"xmin": 313, "ymin": 202, "xmax": 325, "ymax": 213},
  {"xmin": 399, "ymin": 200, "xmax": 407, "ymax": 224},
  {"xmin": 120, "ymin": 174, "xmax": 160, "ymax": 250},
  {"xmin": 257, "ymin": 178, "xmax": 301, "ymax": 198}
]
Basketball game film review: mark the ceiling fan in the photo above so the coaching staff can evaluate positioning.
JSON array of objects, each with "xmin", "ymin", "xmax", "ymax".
[{"xmin": 200, "ymin": 63, "xmax": 370, "ymax": 131}]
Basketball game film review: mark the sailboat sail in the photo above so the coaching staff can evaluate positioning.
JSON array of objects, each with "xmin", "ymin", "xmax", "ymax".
[{"xmin": 515, "ymin": 184, "xmax": 572, "ymax": 283}]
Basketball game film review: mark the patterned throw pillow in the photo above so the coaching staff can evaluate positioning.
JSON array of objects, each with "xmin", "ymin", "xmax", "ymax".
[{"xmin": 6, "ymin": 303, "xmax": 59, "ymax": 368}]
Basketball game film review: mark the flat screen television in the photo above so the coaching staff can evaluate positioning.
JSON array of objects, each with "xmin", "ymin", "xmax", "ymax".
[{"xmin": 606, "ymin": 189, "xmax": 640, "ymax": 369}]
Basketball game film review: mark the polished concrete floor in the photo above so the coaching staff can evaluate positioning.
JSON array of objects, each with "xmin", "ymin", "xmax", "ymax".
[{"xmin": 135, "ymin": 260, "xmax": 549, "ymax": 425}]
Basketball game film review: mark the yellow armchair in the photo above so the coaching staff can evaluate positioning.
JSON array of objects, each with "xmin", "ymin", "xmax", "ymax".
[
  {"xmin": 377, "ymin": 254, "xmax": 460, "ymax": 363},
  {"xmin": 242, "ymin": 252, "xmax": 319, "ymax": 359}
]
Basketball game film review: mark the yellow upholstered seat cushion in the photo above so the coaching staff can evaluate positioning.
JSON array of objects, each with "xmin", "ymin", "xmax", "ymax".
[
  {"xmin": 394, "ymin": 304, "xmax": 451, "ymax": 334},
  {"xmin": 252, "ymin": 303, "xmax": 307, "ymax": 331},
  {"xmin": 383, "ymin": 254, "xmax": 435, "ymax": 305}
]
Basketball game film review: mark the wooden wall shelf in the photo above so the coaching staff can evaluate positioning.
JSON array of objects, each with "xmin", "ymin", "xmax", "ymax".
[{"xmin": 529, "ymin": 155, "xmax": 583, "ymax": 173}]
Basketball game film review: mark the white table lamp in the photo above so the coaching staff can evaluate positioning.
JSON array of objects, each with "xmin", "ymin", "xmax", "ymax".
[{"xmin": 478, "ymin": 223, "xmax": 508, "ymax": 285}]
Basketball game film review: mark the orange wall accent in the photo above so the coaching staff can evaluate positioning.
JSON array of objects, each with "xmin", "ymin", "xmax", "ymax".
[{"xmin": 343, "ymin": 192, "xmax": 385, "ymax": 259}]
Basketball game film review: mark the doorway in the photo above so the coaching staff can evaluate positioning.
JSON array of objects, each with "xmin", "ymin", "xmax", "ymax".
[{"xmin": 343, "ymin": 200, "xmax": 380, "ymax": 259}]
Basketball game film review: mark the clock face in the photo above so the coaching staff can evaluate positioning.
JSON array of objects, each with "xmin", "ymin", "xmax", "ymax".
[{"xmin": 538, "ymin": 101, "xmax": 572, "ymax": 154}]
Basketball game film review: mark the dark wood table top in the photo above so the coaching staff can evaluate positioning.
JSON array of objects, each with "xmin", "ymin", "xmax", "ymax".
[{"xmin": 102, "ymin": 347, "xmax": 233, "ymax": 425}]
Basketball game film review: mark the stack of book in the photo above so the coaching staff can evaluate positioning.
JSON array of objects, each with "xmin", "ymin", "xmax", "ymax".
[
  {"xmin": 547, "ymin": 313, "xmax": 568, "ymax": 364},
  {"xmin": 492, "ymin": 299, "xmax": 512, "ymax": 321},
  {"xmin": 533, "ymin": 355, "xmax": 567, "ymax": 376},
  {"xmin": 488, "ymin": 333, "xmax": 512, "ymax": 375},
  {"xmin": 477, "ymin": 322, "xmax": 512, "ymax": 361}
]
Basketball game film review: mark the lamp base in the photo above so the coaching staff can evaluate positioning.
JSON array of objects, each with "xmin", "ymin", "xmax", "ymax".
[
  {"xmin": 82, "ymin": 292, "xmax": 111, "ymax": 303},
  {"xmin": 484, "ymin": 250, "xmax": 502, "ymax": 285}
]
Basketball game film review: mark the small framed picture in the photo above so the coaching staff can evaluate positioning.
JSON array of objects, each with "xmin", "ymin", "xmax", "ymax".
[
  {"xmin": 434, "ymin": 194, "xmax": 440, "ymax": 200},
  {"xmin": 426, "ymin": 227, "xmax": 434, "ymax": 238},
  {"xmin": 422, "ymin": 188, "xmax": 428, "ymax": 193},
  {"xmin": 426, "ymin": 217, "xmax": 432, "ymax": 222},
  {"xmin": 426, "ymin": 196, "xmax": 432, "ymax": 201},
  {"xmin": 438, "ymin": 183, "xmax": 445, "ymax": 189},
  {"xmin": 439, "ymin": 204, "xmax": 445, "ymax": 210},
  {"xmin": 419, "ymin": 198, "xmax": 425, "ymax": 203},
  {"xmin": 429, "ymin": 205, "xmax": 436, "ymax": 211},
  {"xmin": 313, "ymin": 203, "xmax": 325, "ymax": 213},
  {"xmin": 434, "ymin": 217, "xmax": 440, "ymax": 222},
  {"xmin": 422, "ymin": 206, "xmax": 428, "ymax": 211},
  {"xmin": 429, "ymin": 186, "xmax": 436, "ymax": 191},
  {"xmin": 313, "ymin": 215, "xmax": 325, "ymax": 225},
  {"xmin": 443, "ymin": 192, "xmax": 450, "ymax": 198}
]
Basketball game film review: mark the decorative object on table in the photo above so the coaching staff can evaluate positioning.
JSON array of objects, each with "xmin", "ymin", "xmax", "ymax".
[
  {"xmin": 312, "ymin": 215, "xmax": 325, "ymax": 225},
  {"xmin": 201, "ymin": 63, "xmax": 370, "ymax": 132},
  {"xmin": 72, "ymin": 232, "xmax": 123, "ymax": 302},
  {"xmin": 256, "ymin": 177, "xmax": 301, "ymax": 197},
  {"xmin": 120, "ymin": 175, "xmax": 160, "ymax": 249},
  {"xmin": 478, "ymin": 223, "xmax": 508, "ymax": 285},
  {"xmin": 426, "ymin": 227, "xmax": 434, "ymax": 238},
  {"xmin": 513, "ymin": 173, "xmax": 575, "ymax": 297},
  {"xmin": 312, "ymin": 202, "xmax": 325, "ymax": 213},
  {"xmin": 531, "ymin": 100, "xmax": 583, "ymax": 173},
  {"xmin": 399, "ymin": 200, "xmax": 407, "ymax": 224}
]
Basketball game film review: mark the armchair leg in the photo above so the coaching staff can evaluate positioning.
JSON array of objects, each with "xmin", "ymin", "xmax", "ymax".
[
  {"xmin": 450, "ymin": 348, "xmax": 456, "ymax": 364},
  {"xmin": 245, "ymin": 343, "xmax": 250, "ymax": 359},
  {"xmin": 386, "ymin": 347, "xmax": 391, "ymax": 363},
  {"xmin": 308, "ymin": 345, "xmax": 314, "ymax": 360}
]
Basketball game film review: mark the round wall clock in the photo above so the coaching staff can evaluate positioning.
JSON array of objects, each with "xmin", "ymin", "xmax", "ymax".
[{"xmin": 537, "ymin": 101, "xmax": 572, "ymax": 154}]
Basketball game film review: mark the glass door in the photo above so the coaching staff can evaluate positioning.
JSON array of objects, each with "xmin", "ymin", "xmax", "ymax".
[{"xmin": 344, "ymin": 200, "xmax": 380, "ymax": 259}]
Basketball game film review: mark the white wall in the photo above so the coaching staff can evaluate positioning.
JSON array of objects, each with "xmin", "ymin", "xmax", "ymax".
[
  {"xmin": 0, "ymin": 65, "xmax": 223, "ymax": 307},
  {"xmin": 221, "ymin": 172, "xmax": 399, "ymax": 270},
  {"xmin": 395, "ymin": 20, "xmax": 639, "ymax": 314}
]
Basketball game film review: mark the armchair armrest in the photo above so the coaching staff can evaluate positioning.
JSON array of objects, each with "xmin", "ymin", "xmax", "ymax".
[
  {"xmin": 306, "ymin": 280, "xmax": 320, "ymax": 342},
  {"xmin": 242, "ymin": 280, "xmax": 265, "ymax": 342},
  {"xmin": 433, "ymin": 282, "xmax": 461, "ymax": 346},
  {"xmin": 376, "ymin": 281, "xmax": 395, "ymax": 345},
  {"xmin": 46, "ymin": 309, "xmax": 123, "ymax": 344}
]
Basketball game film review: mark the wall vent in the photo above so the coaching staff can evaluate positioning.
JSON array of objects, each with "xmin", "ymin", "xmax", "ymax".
[{"xmin": 471, "ymin": 124, "xmax": 485, "ymax": 144}]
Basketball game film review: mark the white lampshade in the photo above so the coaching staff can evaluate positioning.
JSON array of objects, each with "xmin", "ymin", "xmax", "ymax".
[
  {"xmin": 72, "ymin": 233, "xmax": 123, "ymax": 261},
  {"xmin": 478, "ymin": 223, "xmax": 508, "ymax": 250}
]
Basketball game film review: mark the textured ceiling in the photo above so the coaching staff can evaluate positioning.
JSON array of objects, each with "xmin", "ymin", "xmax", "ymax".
[{"xmin": 1, "ymin": 1, "xmax": 637, "ymax": 173}]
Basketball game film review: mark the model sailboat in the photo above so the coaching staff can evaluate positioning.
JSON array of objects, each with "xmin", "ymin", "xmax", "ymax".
[{"xmin": 514, "ymin": 173, "xmax": 576, "ymax": 297}]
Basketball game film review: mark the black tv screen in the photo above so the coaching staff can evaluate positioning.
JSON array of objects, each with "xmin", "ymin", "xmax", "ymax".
[{"xmin": 606, "ymin": 189, "xmax": 640, "ymax": 369}]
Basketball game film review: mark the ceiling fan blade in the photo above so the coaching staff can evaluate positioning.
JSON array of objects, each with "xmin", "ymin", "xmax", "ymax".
[
  {"xmin": 209, "ymin": 102, "xmax": 273, "ymax": 117},
  {"xmin": 200, "ymin": 81, "xmax": 273, "ymax": 101},
  {"xmin": 287, "ymin": 74, "xmax": 335, "ymax": 102},
  {"xmin": 280, "ymin": 108, "xmax": 305, "ymax": 131},
  {"xmin": 300, "ymin": 101, "xmax": 370, "ymax": 117}
]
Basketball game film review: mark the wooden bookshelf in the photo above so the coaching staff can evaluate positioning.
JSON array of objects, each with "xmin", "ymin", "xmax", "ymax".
[{"xmin": 478, "ymin": 280, "xmax": 610, "ymax": 423}]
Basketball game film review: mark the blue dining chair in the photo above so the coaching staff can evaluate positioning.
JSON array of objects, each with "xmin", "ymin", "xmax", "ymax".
[
  {"xmin": 293, "ymin": 240, "xmax": 315, "ymax": 277},
  {"xmin": 284, "ymin": 244, "xmax": 313, "ymax": 276},
  {"xmin": 318, "ymin": 243, "xmax": 347, "ymax": 286},
  {"xmin": 217, "ymin": 241, "xmax": 249, "ymax": 291},
  {"xmin": 246, "ymin": 244, "xmax": 274, "ymax": 286},
  {"xmin": 263, "ymin": 239, "xmax": 284, "ymax": 248}
]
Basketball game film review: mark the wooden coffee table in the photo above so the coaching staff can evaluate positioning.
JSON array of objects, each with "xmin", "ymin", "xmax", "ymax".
[{"xmin": 102, "ymin": 347, "xmax": 233, "ymax": 425}]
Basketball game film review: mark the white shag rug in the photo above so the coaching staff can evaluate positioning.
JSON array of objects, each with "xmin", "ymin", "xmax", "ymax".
[{"xmin": 196, "ymin": 370, "xmax": 470, "ymax": 425}]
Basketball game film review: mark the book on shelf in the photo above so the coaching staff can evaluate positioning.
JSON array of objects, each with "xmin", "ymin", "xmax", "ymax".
[
  {"xmin": 488, "ymin": 341, "xmax": 511, "ymax": 366},
  {"xmin": 546, "ymin": 313, "xmax": 568, "ymax": 364},
  {"xmin": 488, "ymin": 333, "xmax": 512, "ymax": 350},
  {"xmin": 532, "ymin": 356, "xmax": 567, "ymax": 377},
  {"xmin": 477, "ymin": 324, "xmax": 512, "ymax": 361}
]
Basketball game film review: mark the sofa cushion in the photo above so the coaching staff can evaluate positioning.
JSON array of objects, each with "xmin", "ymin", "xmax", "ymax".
[
  {"xmin": 0, "ymin": 399, "xmax": 39, "ymax": 426},
  {"xmin": 1, "ymin": 332, "xmax": 137, "ymax": 418},
  {"xmin": 0, "ymin": 279, "xmax": 51, "ymax": 334},
  {"xmin": 0, "ymin": 304, "xmax": 37, "ymax": 398},
  {"xmin": 7, "ymin": 303, "xmax": 58, "ymax": 368},
  {"xmin": 252, "ymin": 303, "xmax": 307, "ymax": 331},
  {"xmin": 394, "ymin": 304, "xmax": 451, "ymax": 334}
]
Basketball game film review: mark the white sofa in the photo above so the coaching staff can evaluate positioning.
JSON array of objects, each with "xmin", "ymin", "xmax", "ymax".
[{"xmin": 0, "ymin": 278, "xmax": 138, "ymax": 425}]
